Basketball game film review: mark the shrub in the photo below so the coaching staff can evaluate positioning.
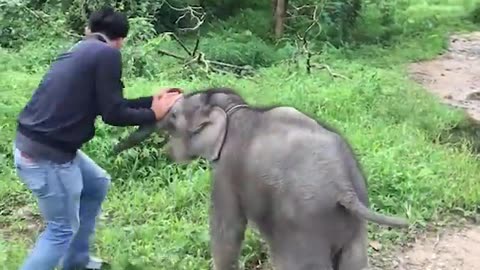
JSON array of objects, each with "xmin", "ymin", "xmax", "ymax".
[
  {"xmin": 200, "ymin": 30, "xmax": 293, "ymax": 68},
  {"xmin": 0, "ymin": 1, "xmax": 63, "ymax": 48},
  {"xmin": 285, "ymin": 0, "xmax": 363, "ymax": 45},
  {"xmin": 470, "ymin": 2, "xmax": 480, "ymax": 24},
  {"xmin": 209, "ymin": 8, "xmax": 274, "ymax": 41},
  {"xmin": 61, "ymin": 0, "xmax": 263, "ymax": 35}
]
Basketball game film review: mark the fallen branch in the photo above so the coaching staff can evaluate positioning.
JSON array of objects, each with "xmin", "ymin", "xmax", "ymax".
[
  {"xmin": 312, "ymin": 64, "xmax": 349, "ymax": 80},
  {"xmin": 157, "ymin": 44, "xmax": 254, "ymax": 77},
  {"xmin": 20, "ymin": 0, "xmax": 253, "ymax": 78},
  {"xmin": 154, "ymin": 4, "xmax": 254, "ymax": 77}
]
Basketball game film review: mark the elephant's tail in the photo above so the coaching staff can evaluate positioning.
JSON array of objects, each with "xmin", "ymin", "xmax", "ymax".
[{"xmin": 338, "ymin": 191, "xmax": 409, "ymax": 228}]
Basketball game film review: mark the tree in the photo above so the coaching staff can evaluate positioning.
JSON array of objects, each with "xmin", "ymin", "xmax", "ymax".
[{"xmin": 272, "ymin": 0, "xmax": 288, "ymax": 39}]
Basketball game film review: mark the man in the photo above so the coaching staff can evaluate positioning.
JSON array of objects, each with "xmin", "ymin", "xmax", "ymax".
[{"xmin": 12, "ymin": 7, "xmax": 182, "ymax": 270}]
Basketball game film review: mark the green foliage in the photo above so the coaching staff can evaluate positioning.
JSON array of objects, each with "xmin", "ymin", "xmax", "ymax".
[
  {"xmin": 321, "ymin": 0, "xmax": 363, "ymax": 43},
  {"xmin": 0, "ymin": 0, "xmax": 63, "ymax": 48},
  {"xmin": 0, "ymin": 36, "xmax": 75, "ymax": 74},
  {"xmin": 2, "ymin": 42, "xmax": 480, "ymax": 267},
  {"xmin": 470, "ymin": 2, "xmax": 480, "ymax": 24},
  {"xmin": 200, "ymin": 30, "xmax": 293, "ymax": 67},
  {"xmin": 63, "ymin": 0, "xmax": 189, "ymax": 34},
  {"xmin": 283, "ymin": 0, "xmax": 363, "ymax": 45},
  {"xmin": 351, "ymin": 0, "xmax": 479, "ymax": 46},
  {"xmin": 209, "ymin": 8, "xmax": 274, "ymax": 40},
  {"xmin": 62, "ymin": 0, "xmax": 264, "ymax": 35},
  {"xmin": 0, "ymin": 1, "xmax": 27, "ymax": 48},
  {"xmin": 199, "ymin": 0, "xmax": 268, "ymax": 19}
]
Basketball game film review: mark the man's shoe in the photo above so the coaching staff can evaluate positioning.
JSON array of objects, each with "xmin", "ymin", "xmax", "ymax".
[
  {"xmin": 59, "ymin": 255, "xmax": 110, "ymax": 270},
  {"xmin": 85, "ymin": 256, "xmax": 109, "ymax": 270}
]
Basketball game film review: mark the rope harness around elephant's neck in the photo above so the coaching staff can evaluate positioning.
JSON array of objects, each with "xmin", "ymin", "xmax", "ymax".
[
  {"xmin": 210, "ymin": 103, "xmax": 249, "ymax": 163},
  {"xmin": 225, "ymin": 104, "xmax": 249, "ymax": 115}
]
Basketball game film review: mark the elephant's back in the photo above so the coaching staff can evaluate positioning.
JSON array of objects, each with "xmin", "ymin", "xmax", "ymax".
[
  {"xmin": 233, "ymin": 106, "xmax": 365, "ymax": 251},
  {"xmin": 244, "ymin": 110, "xmax": 351, "ymax": 209}
]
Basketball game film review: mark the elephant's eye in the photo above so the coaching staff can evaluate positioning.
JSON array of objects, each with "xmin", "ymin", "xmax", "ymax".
[{"xmin": 190, "ymin": 122, "xmax": 208, "ymax": 135}]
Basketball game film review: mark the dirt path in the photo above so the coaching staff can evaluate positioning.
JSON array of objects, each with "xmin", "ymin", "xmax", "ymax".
[
  {"xmin": 380, "ymin": 225, "xmax": 480, "ymax": 270},
  {"xmin": 409, "ymin": 31, "xmax": 480, "ymax": 123},
  {"xmin": 371, "ymin": 32, "xmax": 480, "ymax": 270}
]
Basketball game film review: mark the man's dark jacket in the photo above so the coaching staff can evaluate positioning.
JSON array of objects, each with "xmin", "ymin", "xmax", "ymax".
[{"xmin": 15, "ymin": 34, "xmax": 156, "ymax": 163}]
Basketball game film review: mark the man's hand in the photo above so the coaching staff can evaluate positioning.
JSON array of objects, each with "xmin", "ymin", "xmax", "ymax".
[
  {"xmin": 150, "ymin": 88, "xmax": 183, "ymax": 120},
  {"xmin": 155, "ymin": 87, "xmax": 183, "ymax": 97}
]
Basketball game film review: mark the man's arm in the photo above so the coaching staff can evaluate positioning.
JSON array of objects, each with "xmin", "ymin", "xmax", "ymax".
[
  {"xmin": 94, "ymin": 47, "xmax": 157, "ymax": 126},
  {"xmin": 125, "ymin": 88, "xmax": 183, "ymax": 109},
  {"xmin": 125, "ymin": 96, "xmax": 153, "ymax": 109},
  {"xmin": 121, "ymin": 79, "xmax": 153, "ymax": 109}
]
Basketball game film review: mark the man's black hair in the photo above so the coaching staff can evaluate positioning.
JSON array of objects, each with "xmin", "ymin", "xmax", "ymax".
[{"xmin": 88, "ymin": 7, "xmax": 129, "ymax": 39}]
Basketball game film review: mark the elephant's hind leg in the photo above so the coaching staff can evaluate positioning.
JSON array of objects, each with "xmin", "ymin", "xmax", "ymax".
[
  {"xmin": 337, "ymin": 222, "xmax": 369, "ymax": 270},
  {"xmin": 269, "ymin": 229, "xmax": 335, "ymax": 270}
]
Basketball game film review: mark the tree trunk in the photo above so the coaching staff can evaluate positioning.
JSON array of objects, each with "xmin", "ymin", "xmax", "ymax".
[
  {"xmin": 272, "ymin": 0, "xmax": 278, "ymax": 16},
  {"xmin": 274, "ymin": 0, "xmax": 287, "ymax": 39}
]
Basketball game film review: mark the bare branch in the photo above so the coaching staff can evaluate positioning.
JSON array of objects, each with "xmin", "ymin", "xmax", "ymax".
[
  {"xmin": 164, "ymin": 1, "xmax": 206, "ymax": 32},
  {"xmin": 169, "ymin": 32, "xmax": 193, "ymax": 55},
  {"xmin": 286, "ymin": 3, "xmax": 348, "ymax": 80},
  {"xmin": 312, "ymin": 63, "xmax": 349, "ymax": 80},
  {"xmin": 157, "ymin": 49, "xmax": 185, "ymax": 60},
  {"xmin": 192, "ymin": 34, "xmax": 201, "ymax": 56},
  {"xmin": 157, "ymin": 38, "xmax": 253, "ymax": 78},
  {"xmin": 151, "ymin": 2, "xmax": 253, "ymax": 78}
]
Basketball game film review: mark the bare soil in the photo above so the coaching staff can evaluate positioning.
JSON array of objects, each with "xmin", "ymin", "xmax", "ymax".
[
  {"xmin": 371, "ymin": 225, "xmax": 480, "ymax": 270},
  {"xmin": 370, "ymin": 31, "xmax": 480, "ymax": 270},
  {"xmin": 399, "ymin": 225, "xmax": 480, "ymax": 270},
  {"xmin": 409, "ymin": 31, "xmax": 480, "ymax": 123}
]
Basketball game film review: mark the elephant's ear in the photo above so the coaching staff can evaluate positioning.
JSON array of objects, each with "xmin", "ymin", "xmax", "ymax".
[{"xmin": 192, "ymin": 106, "xmax": 228, "ymax": 161}]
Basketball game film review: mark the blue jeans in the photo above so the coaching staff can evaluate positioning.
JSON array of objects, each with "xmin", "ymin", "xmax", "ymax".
[{"xmin": 13, "ymin": 146, "xmax": 111, "ymax": 270}]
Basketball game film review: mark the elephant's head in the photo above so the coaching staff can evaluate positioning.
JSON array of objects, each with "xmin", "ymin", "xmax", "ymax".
[
  {"xmin": 164, "ymin": 91, "xmax": 231, "ymax": 164},
  {"xmin": 113, "ymin": 88, "xmax": 245, "ymax": 164},
  {"xmin": 111, "ymin": 94, "xmax": 186, "ymax": 155}
]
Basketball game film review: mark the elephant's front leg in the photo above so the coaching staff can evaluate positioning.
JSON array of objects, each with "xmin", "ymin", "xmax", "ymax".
[{"xmin": 209, "ymin": 176, "xmax": 247, "ymax": 270}]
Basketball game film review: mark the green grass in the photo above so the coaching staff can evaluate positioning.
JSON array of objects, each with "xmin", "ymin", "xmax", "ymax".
[{"xmin": 1, "ymin": 0, "xmax": 480, "ymax": 269}]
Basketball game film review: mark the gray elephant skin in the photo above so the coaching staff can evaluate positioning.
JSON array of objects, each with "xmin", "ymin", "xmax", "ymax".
[{"xmin": 113, "ymin": 87, "xmax": 409, "ymax": 270}]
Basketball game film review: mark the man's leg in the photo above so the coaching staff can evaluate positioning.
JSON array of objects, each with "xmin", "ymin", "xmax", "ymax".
[
  {"xmin": 13, "ymin": 147, "xmax": 83, "ymax": 270},
  {"xmin": 62, "ymin": 150, "xmax": 111, "ymax": 270}
]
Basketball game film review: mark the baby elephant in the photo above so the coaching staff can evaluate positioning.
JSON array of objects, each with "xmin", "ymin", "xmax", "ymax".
[{"xmin": 115, "ymin": 87, "xmax": 409, "ymax": 270}]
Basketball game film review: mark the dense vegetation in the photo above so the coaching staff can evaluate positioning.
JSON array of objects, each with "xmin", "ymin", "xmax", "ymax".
[{"xmin": 1, "ymin": 0, "xmax": 480, "ymax": 269}]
